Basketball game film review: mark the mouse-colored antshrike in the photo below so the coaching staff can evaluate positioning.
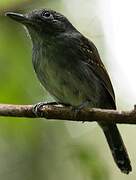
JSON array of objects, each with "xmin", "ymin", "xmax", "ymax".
[{"xmin": 6, "ymin": 9, "xmax": 132, "ymax": 174}]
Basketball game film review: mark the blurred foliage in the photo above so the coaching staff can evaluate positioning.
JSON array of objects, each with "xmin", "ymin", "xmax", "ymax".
[
  {"xmin": 70, "ymin": 144, "xmax": 109, "ymax": 180},
  {"xmin": 0, "ymin": 1, "xmax": 110, "ymax": 180},
  {"xmin": 0, "ymin": 0, "xmax": 25, "ymax": 8},
  {"xmin": 0, "ymin": 0, "xmax": 30, "ymax": 12}
]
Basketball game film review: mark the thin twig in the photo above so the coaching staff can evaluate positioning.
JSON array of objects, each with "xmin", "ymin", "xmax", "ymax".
[{"xmin": 0, "ymin": 103, "xmax": 135, "ymax": 124}]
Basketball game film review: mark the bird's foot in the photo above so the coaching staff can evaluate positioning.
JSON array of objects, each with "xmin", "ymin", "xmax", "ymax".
[
  {"xmin": 32, "ymin": 101, "xmax": 58, "ymax": 117},
  {"xmin": 72, "ymin": 101, "xmax": 90, "ymax": 122},
  {"xmin": 33, "ymin": 101, "xmax": 70, "ymax": 117}
]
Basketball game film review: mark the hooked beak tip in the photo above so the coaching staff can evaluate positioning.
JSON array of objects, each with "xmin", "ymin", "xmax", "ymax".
[{"xmin": 5, "ymin": 12, "xmax": 29, "ymax": 24}]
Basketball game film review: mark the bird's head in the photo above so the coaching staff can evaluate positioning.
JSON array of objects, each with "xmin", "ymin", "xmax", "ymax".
[{"xmin": 6, "ymin": 9, "xmax": 76, "ymax": 42}]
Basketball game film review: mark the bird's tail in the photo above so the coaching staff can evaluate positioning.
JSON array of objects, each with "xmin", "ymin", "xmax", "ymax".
[{"xmin": 99, "ymin": 123, "xmax": 132, "ymax": 174}]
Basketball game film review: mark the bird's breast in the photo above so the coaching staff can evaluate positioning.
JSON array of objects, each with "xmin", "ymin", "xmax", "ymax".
[{"xmin": 32, "ymin": 45, "xmax": 101, "ymax": 107}]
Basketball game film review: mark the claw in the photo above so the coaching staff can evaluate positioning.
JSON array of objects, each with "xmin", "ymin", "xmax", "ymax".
[
  {"xmin": 33, "ymin": 102, "xmax": 48, "ymax": 117},
  {"xmin": 33, "ymin": 102, "xmax": 59, "ymax": 116},
  {"xmin": 32, "ymin": 101, "xmax": 70, "ymax": 117}
]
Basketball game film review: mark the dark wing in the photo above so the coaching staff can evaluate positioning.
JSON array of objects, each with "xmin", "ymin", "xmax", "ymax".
[{"xmin": 79, "ymin": 36, "xmax": 116, "ymax": 106}]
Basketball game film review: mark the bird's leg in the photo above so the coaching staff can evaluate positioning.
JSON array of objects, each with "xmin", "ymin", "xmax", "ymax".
[
  {"xmin": 76, "ymin": 100, "xmax": 90, "ymax": 110},
  {"xmin": 72, "ymin": 100, "xmax": 91, "ymax": 121}
]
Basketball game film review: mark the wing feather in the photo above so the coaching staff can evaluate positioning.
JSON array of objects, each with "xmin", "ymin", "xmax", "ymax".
[{"xmin": 79, "ymin": 36, "xmax": 116, "ymax": 105}]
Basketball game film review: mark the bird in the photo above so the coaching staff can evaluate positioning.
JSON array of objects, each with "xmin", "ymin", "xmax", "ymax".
[{"xmin": 6, "ymin": 9, "xmax": 132, "ymax": 174}]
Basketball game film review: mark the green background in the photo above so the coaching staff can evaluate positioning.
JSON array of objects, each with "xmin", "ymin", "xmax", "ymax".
[{"xmin": 0, "ymin": 0, "xmax": 134, "ymax": 180}]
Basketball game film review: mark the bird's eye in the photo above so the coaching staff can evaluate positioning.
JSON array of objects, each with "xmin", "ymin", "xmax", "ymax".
[{"xmin": 42, "ymin": 11, "xmax": 52, "ymax": 18}]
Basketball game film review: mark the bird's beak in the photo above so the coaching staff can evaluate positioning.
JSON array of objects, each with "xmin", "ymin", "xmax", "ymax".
[{"xmin": 5, "ymin": 12, "xmax": 31, "ymax": 25}]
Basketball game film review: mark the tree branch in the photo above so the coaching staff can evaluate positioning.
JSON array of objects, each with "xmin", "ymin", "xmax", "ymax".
[{"xmin": 0, "ymin": 103, "xmax": 136, "ymax": 124}]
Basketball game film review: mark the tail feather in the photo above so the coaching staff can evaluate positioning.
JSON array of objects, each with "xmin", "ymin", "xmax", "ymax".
[{"xmin": 99, "ymin": 123, "xmax": 132, "ymax": 174}]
